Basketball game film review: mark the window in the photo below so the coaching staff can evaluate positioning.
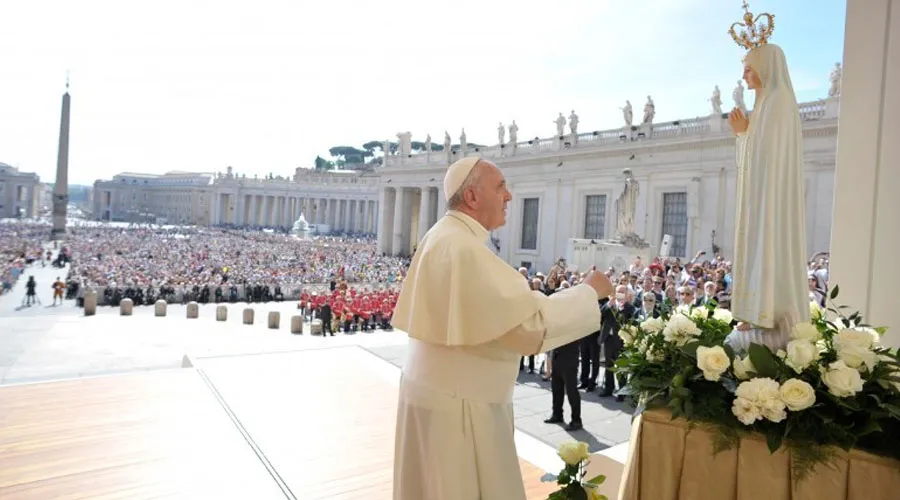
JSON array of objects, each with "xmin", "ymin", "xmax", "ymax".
[
  {"xmin": 583, "ymin": 194, "xmax": 607, "ymax": 239},
  {"xmin": 520, "ymin": 197, "xmax": 539, "ymax": 250},
  {"xmin": 661, "ymin": 192, "xmax": 688, "ymax": 257}
]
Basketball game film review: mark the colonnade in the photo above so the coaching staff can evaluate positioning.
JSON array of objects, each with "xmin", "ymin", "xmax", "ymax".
[
  {"xmin": 377, "ymin": 186, "xmax": 446, "ymax": 256},
  {"xmin": 213, "ymin": 193, "xmax": 379, "ymax": 233}
]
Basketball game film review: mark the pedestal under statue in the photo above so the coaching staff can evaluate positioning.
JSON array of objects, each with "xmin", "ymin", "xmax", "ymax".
[
  {"xmin": 566, "ymin": 168, "xmax": 651, "ymax": 273},
  {"xmin": 292, "ymin": 213, "xmax": 311, "ymax": 240}
]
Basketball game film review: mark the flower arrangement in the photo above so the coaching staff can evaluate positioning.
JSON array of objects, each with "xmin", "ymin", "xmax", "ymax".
[
  {"xmin": 543, "ymin": 441, "xmax": 607, "ymax": 500},
  {"xmin": 614, "ymin": 286, "xmax": 900, "ymax": 481}
]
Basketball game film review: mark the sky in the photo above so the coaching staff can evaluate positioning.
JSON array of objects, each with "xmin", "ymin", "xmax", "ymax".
[{"xmin": 0, "ymin": 0, "xmax": 847, "ymax": 185}]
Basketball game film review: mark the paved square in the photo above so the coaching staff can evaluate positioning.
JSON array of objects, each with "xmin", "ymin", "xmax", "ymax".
[{"xmin": 1, "ymin": 260, "xmax": 634, "ymax": 457}]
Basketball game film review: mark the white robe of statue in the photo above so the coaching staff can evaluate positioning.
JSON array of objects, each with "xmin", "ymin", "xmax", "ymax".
[
  {"xmin": 728, "ymin": 43, "xmax": 810, "ymax": 352},
  {"xmin": 391, "ymin": 210, "xmax": 603, "ymax": 500}
]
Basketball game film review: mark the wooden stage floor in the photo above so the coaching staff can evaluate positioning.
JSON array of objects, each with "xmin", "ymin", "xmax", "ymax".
[{"xmin": 0, "ymin": 346, "xmax": 560, "ymax": 499}]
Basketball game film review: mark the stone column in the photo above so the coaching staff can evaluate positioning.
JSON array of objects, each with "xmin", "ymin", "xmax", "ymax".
[
  {"xmin": 829, "ymin": 0, "xmax": 899, "ymax": 348},
  {"xmin": 417, "ymin": 187, "xmax": 432, "ymax": 242},
  {"xmin": 377, "ymin": 188, "xmax": 392, "ymax": 254},
  {"xmin": 344, "ymin": 200, "xmax": 352, "ymax": 231},
  {"xmin": 392, "ymin": 188, "xmax": 407, "ymax": 255}
]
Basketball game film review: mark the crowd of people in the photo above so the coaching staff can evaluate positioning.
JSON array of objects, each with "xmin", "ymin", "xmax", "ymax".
[
  {"xmin": 519, "ymin": 251, "xmax": 831, "ymax": 430},
  {"xmin": 0, "ymin": 222, "xmax": 50, "ymax": 297},
  {"xmin": 53, "ymin": 225, "xmax": 409, "ymax": 305}
]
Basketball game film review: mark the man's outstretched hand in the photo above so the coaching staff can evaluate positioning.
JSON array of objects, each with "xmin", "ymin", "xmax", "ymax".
[{"xmin": 583, "ymin": 266, "xmax": 613, "ymax": 299}]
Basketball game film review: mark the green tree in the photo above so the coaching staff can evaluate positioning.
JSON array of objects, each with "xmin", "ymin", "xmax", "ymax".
[
  {"xmin": 328, "ymin": 146, "xmax": 373, "ymax": 165},
  {"xmin": 314, "ymin": 155, "xmax": 335, "ymax": 171}
]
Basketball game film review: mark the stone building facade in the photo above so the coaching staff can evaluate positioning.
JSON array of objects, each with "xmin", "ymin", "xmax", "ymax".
[
  {"xmin": 377, "ymin": 97, "xmax": 840, "ymax": 273},
  {"xmin": 93, "ymin": 167, "xmax": 379, "ymax": 232},
  {"xmin": 0, "ymin": 162, "xmax": 42, "ymax": 218}
]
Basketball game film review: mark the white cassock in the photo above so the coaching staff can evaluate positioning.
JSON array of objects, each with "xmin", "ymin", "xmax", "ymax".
[
  {"xmin": 391, "ymin": 210, "xmax": 603, "ymax": 500},
  {"xmin": 729, "ymin": 43, "xmax": 810, "ymax": 352}
]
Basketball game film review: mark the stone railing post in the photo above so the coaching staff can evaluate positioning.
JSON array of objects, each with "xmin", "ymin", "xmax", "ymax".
[
  {"xmin": 290, "ymin": 315, "xmax": 304, "ymax": 334},
  {"xmin": 83, "ymin": 288, "xmax": 97, "ymax": 316},
  {"xmin": 268, "ymin": 311, "xmax": 280, "ymax": 329}
]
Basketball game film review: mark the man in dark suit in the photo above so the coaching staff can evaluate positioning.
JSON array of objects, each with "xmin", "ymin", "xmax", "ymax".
[
  {"xmin": 578, "ymin": 327, "xmax": 601, "ymax": 391},
  {"xmin": 543, "ymin": 338, "xmax": 583, "ymax": 430},
  {"xmin": 320, "ymin": 301, "xmax": 334, "ymax": 336},
  {"xmin": 599, "ymin": 284, "xmax": 636, "ymax": 400},
  {"xmin": 634, "ymin": 292, "xmax": 659, "ymax": 321}
]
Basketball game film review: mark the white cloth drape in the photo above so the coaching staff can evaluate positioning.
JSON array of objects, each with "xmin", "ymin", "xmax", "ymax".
[{"xmin": 731, "ymin": 43, "xmax": 810, "ymax": 348}]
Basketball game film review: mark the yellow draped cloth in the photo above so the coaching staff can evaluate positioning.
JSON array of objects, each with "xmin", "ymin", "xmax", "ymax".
[{"xmin": 617, "ymin": 408, "xmax": 900, "ymax": 500}]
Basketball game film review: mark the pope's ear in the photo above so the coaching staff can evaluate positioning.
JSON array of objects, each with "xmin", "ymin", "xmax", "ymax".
[{"xmin": 462, "ymin": 186, "xmax": 477, "ymax": 206}]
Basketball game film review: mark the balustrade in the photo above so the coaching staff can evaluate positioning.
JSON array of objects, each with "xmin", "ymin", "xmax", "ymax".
[{"xmin": 383, "ymin": 98, "xmax": 837, "ymax": 169}]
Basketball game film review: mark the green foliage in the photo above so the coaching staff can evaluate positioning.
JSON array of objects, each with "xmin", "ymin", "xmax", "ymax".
[
  {"xmin": 328, "ymin": 146, "xmax": 373, "ymax": 165},
  {"xmin": 314, "ymin": 155, "xmax": 335, "ymax": 171},
  {"xmin": 544, "ymin": 449, "xmax": 608, "ymax": 500}
]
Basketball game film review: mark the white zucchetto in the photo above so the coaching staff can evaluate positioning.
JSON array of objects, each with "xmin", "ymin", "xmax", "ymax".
[{"xmin": 443, "ymin": 156, "xmax": 482, "ymax": 202}]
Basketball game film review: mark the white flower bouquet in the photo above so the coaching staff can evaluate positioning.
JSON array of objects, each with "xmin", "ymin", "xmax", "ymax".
[
  {"xmin": 543, "ymin": 441, "xmax": 607, "ymax": 500},
  {"xmin": 614, "ymin": 287, "xmax": 900, "ymax": 481}
]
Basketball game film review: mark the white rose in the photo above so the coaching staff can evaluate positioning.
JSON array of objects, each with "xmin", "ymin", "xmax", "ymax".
[
  {"xmin": 835, "ymin": 343, "xmax": 878, "ymax": 372},
  {"xmin": 736, "ymin": 377, "xmax": 781, "ymax": 402},
  {"xmin": 791, "ymin": 322, "xmax": 822, "ymax": 343},
  {"xmin": 712, "ymin": 308, "xmax": 734, "ymax": 324},
  {"xmin": 691, "ymin": 307, "xmax": 709, "ymax": 321},
  {"xmin": 785, "ymin": 339, "xmax": 818, "ymax": 373},
  {"xmin": 810, "ymin": 301, "xmax": 823, "ymax": 319},
  {"xmin": 835, "ymin": 327, "xmax": 877, "ymax": 350},
  {"xmin": 640, "ymin": 317, "xmax": 665, "ymax": 334},
  {"xmin": 732, "ymin": 396, "xmax": 761, "ymax": 425},
  {"xmin": 637, "ymin": 337, "xmax": 649, "ymax": 354},
  {"xmin": 779, "ymin": 379, "xmax": 816, "ymax": 411},
  {"xmin": 662, "ymin": 314, "xmax": 701, "ymax": 346},
  {"xmin": 732, "ymin": 355, "xmax": 756, "ymax": 380},
  {"xmin": 558, "ymin": 441, "xmax": 590, "ymax": 466},
  {"xmin": 760, "ymin": 397, "xmax": 787, "ymax": 423},
  {"xmin": 697, "ymin": 345, "xmax": 731, "ymax": 381},
  {"xmin": 675, "ymin": 304, "xmax": 692, "ymax": 316},
  {"xmin": 821, "ymin": 360, "xmax": 865, "ymax": 398},
  {"xmin": 619, "ymin": 325, "xmax": 637, "ymax": 346},
  {"xmin": 645, "ymin": 344, "xmax": 664, "ymax": 362}
]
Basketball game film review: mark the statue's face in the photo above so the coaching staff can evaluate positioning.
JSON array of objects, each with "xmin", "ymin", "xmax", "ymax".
[{"xmin": 743, "ymin": 64, "xmax": 762, "ymax": 90}]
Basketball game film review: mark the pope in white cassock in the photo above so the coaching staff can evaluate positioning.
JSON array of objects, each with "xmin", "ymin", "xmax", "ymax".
[
  {"xmin": 391, "ymin": 156, "xmax": 614, "ymax": 499},
  {"xmin": 726, "ymin": 40, "xmax": 810, "ymax": 352}
]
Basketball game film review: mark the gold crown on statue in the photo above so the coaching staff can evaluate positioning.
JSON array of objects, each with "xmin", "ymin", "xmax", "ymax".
[{"xmin": 728, "ymin": 1, "xmax": 775, "ymax": 50}]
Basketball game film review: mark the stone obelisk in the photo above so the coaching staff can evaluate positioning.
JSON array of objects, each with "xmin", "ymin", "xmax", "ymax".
[{"xmin": 51, "ymin": 79, "xmax": 71, "ymax": 240}]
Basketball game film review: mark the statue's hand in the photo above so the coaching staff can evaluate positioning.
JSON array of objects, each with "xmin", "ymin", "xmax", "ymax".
[{"xmin": 728, "ymin": 108, "xmax": 749, "ymax": 135}]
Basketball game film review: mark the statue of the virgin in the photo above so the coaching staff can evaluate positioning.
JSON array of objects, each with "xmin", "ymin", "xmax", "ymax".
[{"xmin": 725, "ymin": 13, "xmax": 810, "ymax": 352}]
